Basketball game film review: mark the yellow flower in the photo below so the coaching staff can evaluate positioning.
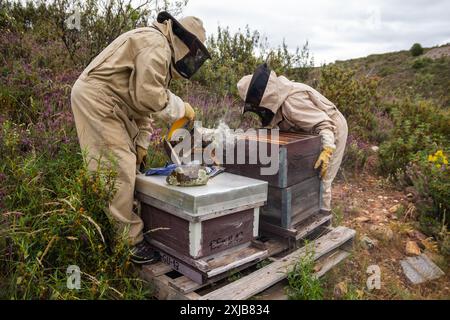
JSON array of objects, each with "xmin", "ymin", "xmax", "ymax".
[{"xmin": 429, "ymin": 150, "xmax": 448, "ymax": 166}]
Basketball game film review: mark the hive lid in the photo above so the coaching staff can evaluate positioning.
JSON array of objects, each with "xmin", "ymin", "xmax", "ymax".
[
  {"xmin": 236, "ymin": 130, "xmax": 319, "ymax": 145},
  {"xmin": 136, "ymin": 173, "xmax": 268, "ymax": 218}
]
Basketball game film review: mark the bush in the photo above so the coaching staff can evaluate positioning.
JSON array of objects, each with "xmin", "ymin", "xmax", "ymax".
[
  {"xmin": 191, "ymin": 26, "xmax": 314, "ymax": 97},
  {"xmin": 286, "ymin": 251, "xmax": 323, "ymax": 300},
  {"xmin": 410, "ymin": 43, "xmax": 424, "ymax": 57},
  {"xmin": 398, "ymin": 150, "xmax": 449, "ymax": 253},
  {"xmin": 412, "ymin": 57, "xmax": 432, "ymax": 70},
  {"xmin": 0, "ymin": 148, "xmax": 150, "ymax": 299},
  {"xmin": 341, "ymin": 138, "xmax": 371, "ymax": 173},
  {"xmin": 317, "ymin": 64, "xmax": 384, "ymax": 143},
  {"xmin": 378, "ymin": 99, "xmax": 450, "ymax": 176}
]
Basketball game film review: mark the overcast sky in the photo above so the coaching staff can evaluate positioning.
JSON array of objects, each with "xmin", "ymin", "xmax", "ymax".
[{"xmin": 183, "ymin": 0, "xmax": 450, "ymax": 65}]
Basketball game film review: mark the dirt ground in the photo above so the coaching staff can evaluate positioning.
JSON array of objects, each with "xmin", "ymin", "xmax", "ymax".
[
  {"xmin": 320, "ymin": 174, "xmax": 450, "ymax": 300},
  {"xmin": 425, "ymin": 45, "xmax": 450, "ymax": 60}
]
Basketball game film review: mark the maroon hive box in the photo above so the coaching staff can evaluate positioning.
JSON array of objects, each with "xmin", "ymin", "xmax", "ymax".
[{"xmin": 225, "ymin": 131, "xmax": 322, "ymax": 229}]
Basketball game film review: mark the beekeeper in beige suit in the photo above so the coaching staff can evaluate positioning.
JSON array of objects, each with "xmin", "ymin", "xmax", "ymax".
[
  {"xmin": 71, "ymin": 12, "xmax": 210, "ymax": 264},
  {"xmin": 237, "ymin": 64, "xmax": 348, "ymax": 214}
]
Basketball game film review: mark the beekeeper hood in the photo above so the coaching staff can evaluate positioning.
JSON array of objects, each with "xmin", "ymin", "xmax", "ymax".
[
  {"xmin": 154, "ymin": 11, "xmax": 210, "ymax": 79},
  {"xmin": 237, "ymin": 64, "xmax": 292, "ymax": 127}
]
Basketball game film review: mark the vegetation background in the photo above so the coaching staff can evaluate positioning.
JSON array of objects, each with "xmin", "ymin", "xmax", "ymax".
[{"xmin": 0, "ymin": 0, "xmax": 448, "ymax": 299}]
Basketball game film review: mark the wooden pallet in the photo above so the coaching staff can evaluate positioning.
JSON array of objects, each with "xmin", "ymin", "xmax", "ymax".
[
  {"xmin": 139, "ymin": 226, "xmax": 355, "ymax": 300},
  {"xmin": 260, "ymin": 211, "xmax": 333, "ymax": 241},
  {"xmin": 145, "ymin": 237, "xmax": 286, "ymax": 284}
]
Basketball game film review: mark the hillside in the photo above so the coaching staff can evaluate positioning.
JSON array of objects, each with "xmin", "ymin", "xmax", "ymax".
[
  {"xmin": 0, "ymin": 1, "xmax": 448, "ymax": 300},
  {"xmin": 335, "ymin": 44, "xmax": 450, "ymax": 107}
]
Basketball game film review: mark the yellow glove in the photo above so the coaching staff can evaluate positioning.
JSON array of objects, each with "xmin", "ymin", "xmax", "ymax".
[
  {"xmin": 314, "ymin": 147, "xmax": 334, "ymax": 178},
  {"xmin": 136, "ymin": 146, "xmax": 148, "ymax": 166},
  {"xmin": 184, "ymin": 102, "xmax": 195, "ymax": 121}
]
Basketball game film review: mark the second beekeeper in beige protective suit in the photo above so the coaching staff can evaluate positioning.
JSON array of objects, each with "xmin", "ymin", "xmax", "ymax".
[
  {"xmin": 237, "ymin": 64, "xmax": 348, "ymax": 214},
  {"xmin": 70, "ymin": 12, "xmax": 210, "ymax": 264}
]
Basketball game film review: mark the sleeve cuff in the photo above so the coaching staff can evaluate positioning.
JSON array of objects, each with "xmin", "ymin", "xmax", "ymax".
[
  {"xmin": 135, "ymin": 131, "xmax": 151, "ymax": 150},
  {"xmin": 154, "ymin": 91, "xmax": 185, "ymax": 124},
  {"xmin": 319, "ymin": 129, "xmax": 336, "ymax": 150}
]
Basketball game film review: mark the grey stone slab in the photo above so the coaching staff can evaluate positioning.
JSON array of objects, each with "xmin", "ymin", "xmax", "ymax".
[{"xmin": 400, "ymin": 254, "xmax": 445, "ymax": 285}]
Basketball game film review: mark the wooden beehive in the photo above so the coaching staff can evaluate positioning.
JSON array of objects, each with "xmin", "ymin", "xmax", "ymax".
[
  {"xmin": 135, "ymin": 173, "xmax": 267, "ymax": 260},
  {"xmin": 262, "ymin": 176, "xmax": 321, "ymax": 228},
  {"xmin": 225, "ymin": 131, "xmax": 322, "ymax": 229},
  {"xmin": 225, "ymin": 131, "xmax": 321, "ymax": 188}
]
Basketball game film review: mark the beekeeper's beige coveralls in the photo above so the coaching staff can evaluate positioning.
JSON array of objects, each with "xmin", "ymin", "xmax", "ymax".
[
  {"xmin": 238, "ymin": 72, "xmax": 348, "ymax": 211},
  {"xmin": 71, "ymin": 18, "xmax": 206, "ymax": 245}
]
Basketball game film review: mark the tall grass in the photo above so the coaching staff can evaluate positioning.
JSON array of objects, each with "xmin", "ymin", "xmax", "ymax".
[{"xmin": 0, "ymin": 145, "xmax": 150, "ymax": 299}]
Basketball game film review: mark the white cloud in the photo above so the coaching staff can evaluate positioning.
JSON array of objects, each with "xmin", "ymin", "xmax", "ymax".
[{"xmin": 183, "ymin": 0, "xmax": 450, "ymax": 64}]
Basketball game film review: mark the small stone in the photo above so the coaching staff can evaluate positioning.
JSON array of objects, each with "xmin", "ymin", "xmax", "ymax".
[
  {"xmin": 406, "ymin": 241, "xmax": 421, "ymax": 256},
  {"xmin": 370, "ymin": 225, "xmax": 394, "ymax": 241},
  {"xmin": 373, "ymin": 215, "xmax": 382, "ymax": 222},
  {"xmin": 407, "ymin": 230, "xmax": 427, "ymax": 241},
  {"xmin": 389, "ymin": 204, "xmax": 402, "ymax": 214},
  {"xmin": 334, "ymin": 281, "xmax": 348, "ymax": 298},
  {"xmin": 356, "ymin": 216, "xmax": 370, "ymax": 223},
  {"xmin": 371, "ymin": 146, "xmax": 380, "ymax": 153},
  {"xmin": 361, "ymin": 236, "xmax": 378, "ymax": 250}
]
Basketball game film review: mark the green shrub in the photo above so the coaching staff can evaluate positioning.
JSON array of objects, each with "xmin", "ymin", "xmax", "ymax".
[
  {"xmin": 410, "ymin": 43, "xmax": 424, "ymax": 57},
  {"xmin": 378, "ymin": 99, "xmax": 450, "ymax": 176},
  {"xmin": 317, "ymin": 64, "xmax": 383, "ymax": 143},
  {"xmin": 0, "ymin": 149, "xmax": 150, "ymax": 299},
  {"xmin": 379, "ymin": 66, "xmax": 395, "ymax": 77},
  {"xmin": 397, "ymin": 150, "xmax": 449, "ymax": 254},
  {"xmin": 412, "ymin": 57, "xmax": 432, "ymax": 70},
  {"xmin": 404, "ymin": 150, "xmax": 449, "ymax": 220},
  {"xmin": 342, "ymin": 140, "xmax": 370, "ymax": 173},
  {"xmin": 286, "ymin": 251, "xmax": 323, "ymax": 300},
  {"xmin": 378, "ymin": 99, "xmax": 449, "ymax": 249},
  {"xmin": 192, "ymin": 26, "xmax": 314, "ymax": 97}
]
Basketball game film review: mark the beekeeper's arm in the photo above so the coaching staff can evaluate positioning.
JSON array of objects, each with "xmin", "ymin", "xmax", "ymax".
[
  {"xmin": 283, "ymin": 91, "xmax": 337, "ymax": 177},
  {"xmin": 130, "ymin": 38, "xmax": 188, "ymax": 135}
]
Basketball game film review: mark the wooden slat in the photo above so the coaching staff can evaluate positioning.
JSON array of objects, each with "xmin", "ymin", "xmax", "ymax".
[
  {"xmin": 199, "ymin": 226, "xmax": 355, "ymax": 300},
  {"xmin": 263, "ymin": 239, "xmax": 289, "ymax": 256},
  {"xmin": 169, "ymin": 276, "xmax": 203, "ymax": 294},
  {"xmin": 254, "ymin": 249, "xmax": 350, "ymax": 300},
  {"xmin": 314, "ymin": 249, "xmax": 350, "ymax": 277},
  {"xmin": 295, "ymin": 213, "xmax": 333, "ymax": 240},
  {"xmin": 254, "ymin": 281, "xmax": 289, "ymax": 300},
  {"xmin": 142, "ymin": 262, "xmax": 173, "ymax": 277},
  {"xmin": 260, "ymin": 220, "xmax": 298, "ymax": 238},
  {"xmin": 149, "ymin": 238, "xmax": 210, "ymax": 271},
  {"xmin": 207, "ymin": 250, "xmax": 268, "ymax": 278},
  {"xmin": 139, "ymin": 270, "xmax": 200, "ymax": 300}
]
